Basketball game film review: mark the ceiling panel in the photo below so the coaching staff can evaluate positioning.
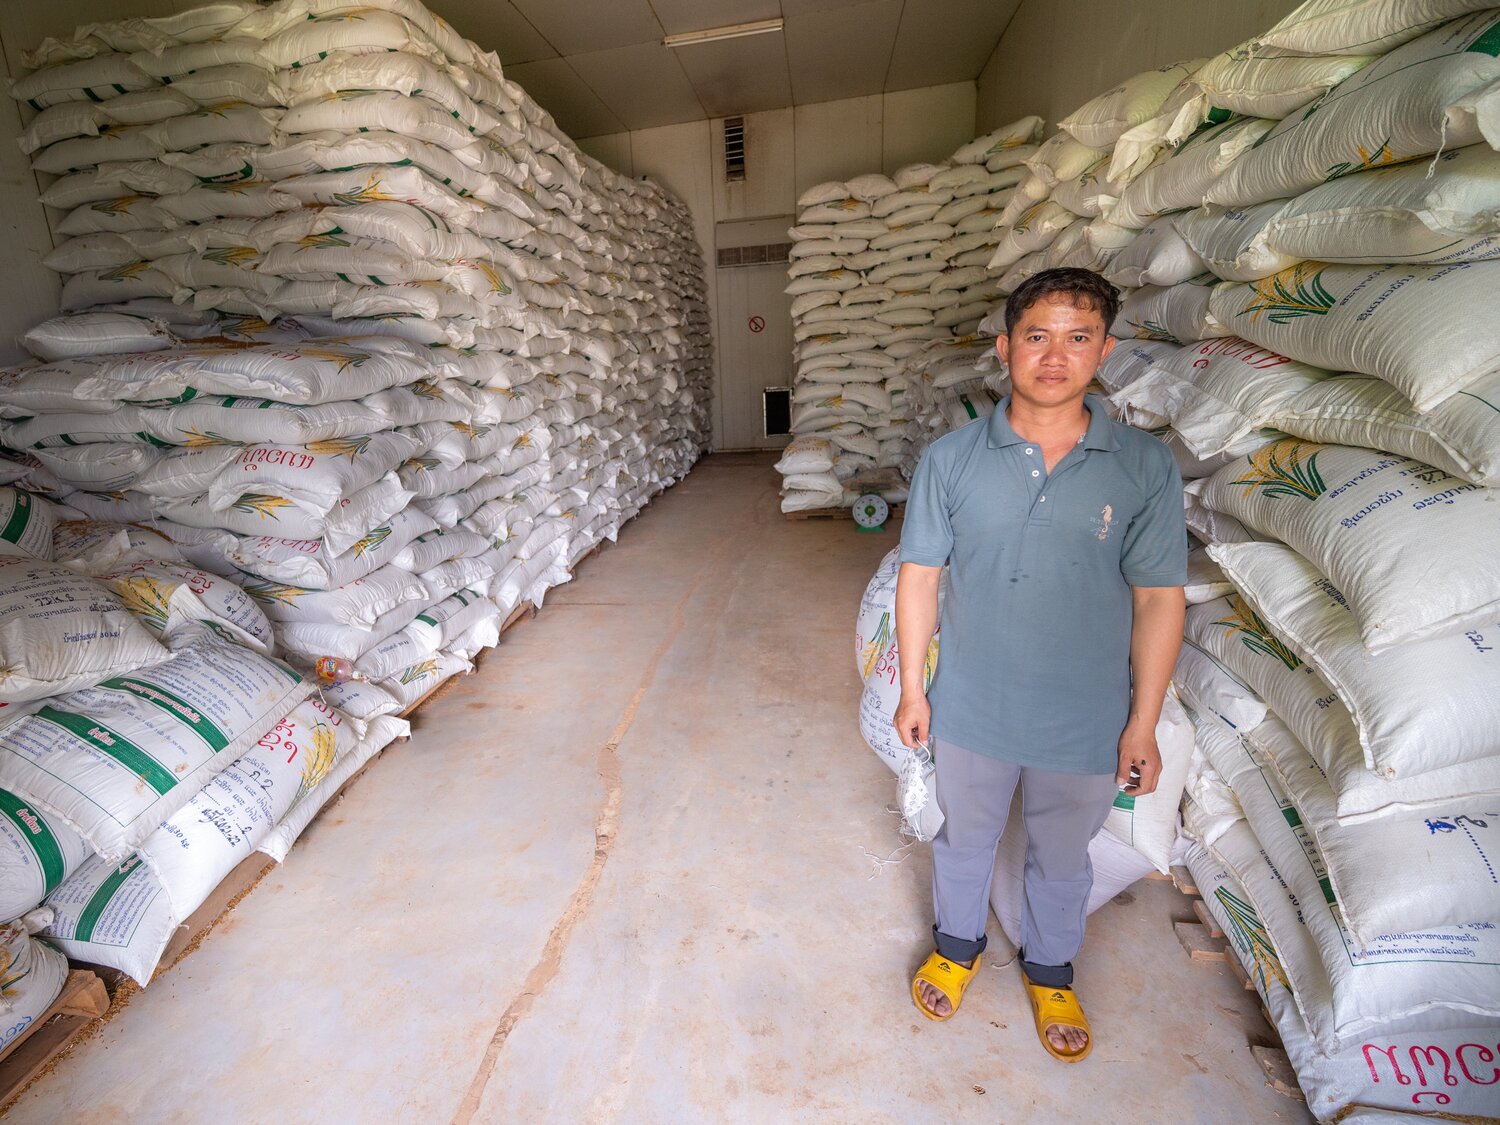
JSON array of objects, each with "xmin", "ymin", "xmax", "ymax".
[
  {"xmin": 504, "ymin": 59, "xmax": 627, "ymax": 140},
  {"xmin": 777, "ymin": 0, "xmax": 879, "ymax": 15},
  {"xmin": 785, "ymin": 0, "xmax": 902, "ymax": 105},
  {"xmin": 424, "ymin": 0, "xmax": 558, "ymax": 65},
  {"xmin": 511, "ymin": 0, "xmax": 663, "ymax": 56},
  {"xmin": 884, "ymin": 0, "xmax": 1024, "ymax": 90},
  {"xmin": 646, "ymin": 0, "xmax": 782, "ymax": 36},
  {"xmin": 673, "ymin": 32, "xmax": 794, "ymax": 118},
  {"xmin": 570, "ymin": 41, "xmax": 705, "ymax": 131}
]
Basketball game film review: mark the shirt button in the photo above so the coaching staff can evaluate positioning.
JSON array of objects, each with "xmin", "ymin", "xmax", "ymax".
[
  {"xmin": 1031, "ymin": 469, "xmax": 1039, "ymax": 477},
  {"xmin": 1039, "ymin": 496, "xmax": 1047, "ymax": 502},
  {"xmin": 1025, "ymin": 447, "xmax": 1034, "ymax": 455}
]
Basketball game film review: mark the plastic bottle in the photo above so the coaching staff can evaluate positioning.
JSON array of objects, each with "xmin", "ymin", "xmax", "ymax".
[{"xmin": 314, "ymin": 656, "xmax": 367, "ymax": 685}]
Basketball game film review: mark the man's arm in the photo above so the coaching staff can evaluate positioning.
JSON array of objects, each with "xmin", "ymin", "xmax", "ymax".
[
  {"xmin": 1117, "ymin": 584, "xmax": 1185, "ymax": 795},
  {"xmin": 893, "ymin": 562, "xmax": 942, "ymax": 749}
]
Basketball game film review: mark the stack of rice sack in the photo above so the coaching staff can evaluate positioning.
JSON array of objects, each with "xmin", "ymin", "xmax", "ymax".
[
  {"xmin": 776, "ymin": 117, "xmax": 1043, "ymax": 513},
  {"xmin": 3, "ymin": 0, "xmax": 713, "ymax": 712},
  {"xmin": 0, "ymin": 478, "xmax": 407, "ymax": 992},
  {"xmin": 1079, "ymin": 2, "xmax": 1500, "ymax": 1115}
]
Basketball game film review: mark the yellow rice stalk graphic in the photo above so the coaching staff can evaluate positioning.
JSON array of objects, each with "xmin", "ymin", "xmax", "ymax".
[
  {"xmin": 1014, "ymin": 202, "xmax": 1048, "ymax": 235},
  {"xmin": 403, "ymin": 456, "xmax": 440, "ymax": 473},
  {"xmin": 293, "ymin": 721, "xmax": 338, "ymax": 807},
  {"xmin": 1228, "ymin": 439, "xmax": 1327, "ymax": 502},
  {"xmin": 860, "ymin": 612, "xmax": 892, "ymax": 681},
  {"xmin": 242, "ymin": 580, "xmax": 305, "ymax": 609},
  {"xmin": 1326, "ymin": 138, "xmax": 1398, "ymax": 182},
  {"xmin": 0, "ymin": 941, "xmax": 29, "ymax": 999},
  {"xmin": 1215, "ymin": 886, "xmax": 1289, "ymax": 991},
  {"xmin": 220, "ymin": 317, "xmax": 273, "ymax": 336},
  {"xmin": 232, "ymin": 493, "xmax": 294, "ymax": 521},
  {"xmin": 399, "ymin": 658, "xmax": 440, "ymax": 686},
  {"xmin": 195, "ymin": 101, "xmax": 248, "ymax": 119},
  {"xmin": 1214, "ymin": 595, "xmax": 1303, "ymax": 671},
  {"xmin": 90, "ymin": 195, "xmax": 142, "ymax": 216},
  {"xmin": 410, "ymin": 381, "xmax": 443, "ymax": 400},
  {"xmin": 987, "ymin": 136, "xmax": 1027, "ymax": 155},
  {"xmin": 201, "ymin": 246, "xmax": 261, "ymax": 268},
  {"xmin": 181, "ymin": 429, "xmax": 237, "ymax": 447},
  {"xmin": 99, "ymin": 261, "xmax": 152, "ymax": 283},
  {"xmin": 1238, "ymin": 263, "xmax": 1337, "ymax": 325},
  {"xmin": 305, "ymin": 435, "xmax": 373, "ymax": 460},
  {"xmin": 321, "ymin": 88, "xmax": 377, "ymax": 102},
  {"xmin": 114, "ymin": 575, "xmax": 172, "ymax": 632},
  {"xmin": 1128, "ymin": 319, "xmax": 1179, "ymax": 343},
  {"xmin": 353, "ymin": 525, "xmax": 391, "ymax": 557},
  {"xmin": 332, "ymin": 173, "xmax": 400, "ymax": 208},
  {"xmin": 475, "ymin": 261, "xmax": 514, "ymax": 297},
  {"xmin": 300, "ymin": 347, "xmax": 369, "ymax": 373},
  {"xmin": 297, "ymin": 229, "xmax": 352, "ymax": 251},
  {"xmin": 203, "ymin": 178, "xmax": 267, "ymax": 196}
]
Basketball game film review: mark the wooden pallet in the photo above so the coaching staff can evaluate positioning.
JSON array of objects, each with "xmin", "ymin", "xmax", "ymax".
[
  {"xmin": 785, "ymin": 503, "xmax": 905, "ymax": 522},
  {"xmin": 0, "ymin": 970, "xmax": 109, "ymax": 1112}
]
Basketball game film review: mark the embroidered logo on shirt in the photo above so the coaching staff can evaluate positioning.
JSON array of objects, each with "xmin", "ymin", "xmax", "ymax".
[{"xmin": 1092, "ymin": 504, "xmax": 1115, "ymax": 541}]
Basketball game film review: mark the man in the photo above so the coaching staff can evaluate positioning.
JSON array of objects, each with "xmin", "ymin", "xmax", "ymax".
[{"xmin": 893, "ymin": 267, "xmax": 1186, "ymax": 1062}]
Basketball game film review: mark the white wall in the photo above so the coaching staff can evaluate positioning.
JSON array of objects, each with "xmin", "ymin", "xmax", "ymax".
[
  {"xmin": 580, "ymin": 82, "xmax": 976, "ymax": 450},
  {"xmin": 974, "ymin": 0, "xmax": 1302, "ymax": 134}
]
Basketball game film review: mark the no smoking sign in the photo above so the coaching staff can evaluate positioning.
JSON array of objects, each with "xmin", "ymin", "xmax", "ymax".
[{"xmin": 748, "ymin": 316, "xmax": 765, "ymax": 333}]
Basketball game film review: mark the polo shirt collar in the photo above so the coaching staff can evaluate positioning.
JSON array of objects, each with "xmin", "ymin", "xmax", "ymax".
[{"xmin": 985, "ymin": 394, "xmax": 1122, "ymax": 452}]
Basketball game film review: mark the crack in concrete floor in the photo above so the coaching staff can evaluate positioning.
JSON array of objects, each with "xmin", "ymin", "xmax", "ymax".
[{"xmin": 450, "ymin": 524, "xmax": 737, "ymax": 1123}]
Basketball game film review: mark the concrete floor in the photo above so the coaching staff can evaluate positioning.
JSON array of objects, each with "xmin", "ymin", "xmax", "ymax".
[{"xmin": 9, "ymin": 453, "xmax": 1310, "ymax": 1124}]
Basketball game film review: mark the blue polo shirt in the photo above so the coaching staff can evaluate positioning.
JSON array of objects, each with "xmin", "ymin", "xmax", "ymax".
[{"xmin": 899, "ymin": 395, "xmax": 1187, "ymax": 774}]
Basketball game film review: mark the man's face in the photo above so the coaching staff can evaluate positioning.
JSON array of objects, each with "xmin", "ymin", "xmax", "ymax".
[{"xmin": 995, "ymin": 293, "xmax": 1115, "ymax": 409}]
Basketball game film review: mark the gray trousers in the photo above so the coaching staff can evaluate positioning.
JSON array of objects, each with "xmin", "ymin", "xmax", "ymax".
[{"xmin": 932, "ymin": 738, "xmax": 1119, "ymax": 988}]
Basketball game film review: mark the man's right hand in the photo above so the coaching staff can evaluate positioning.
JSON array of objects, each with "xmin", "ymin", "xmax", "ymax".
[{"xmin": 893, "ymin": 692, "xmax": 931, "ymax": 749}]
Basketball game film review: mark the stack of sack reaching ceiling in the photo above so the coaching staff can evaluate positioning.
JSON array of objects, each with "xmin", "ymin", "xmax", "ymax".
[
  {"xmin": 774, "ymin": 117, "xmax": 1041, "ymax": 513},
  {"xmin": 0, "ymin": 0, "xmax": 713, "ymax": 717},
  {"xmin": 1064, "ymin": 1, "xmax": 1500, "ymax": 1117}
]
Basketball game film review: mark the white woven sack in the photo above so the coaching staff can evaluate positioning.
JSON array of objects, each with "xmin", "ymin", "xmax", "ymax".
[
  {"xmin": 0, "ymin": 787, "xmax": 91, "ymax": 922},
  {"xmin": 1184, "ymin": 547, "xmax": 1235, "ymax": 605},
  {"xmin": 225, "ymin": 506, "xmax": 437, "ymax": 592},
  {"xmin": 1059, "ymin": 59, "xmax": 1205, "ymax": 148},
  {"xmin": 1201, "ymin": 725, "xmax": 1500, "ymax": 1049},
  {"xmin": 11, "ymin": 54, "xmax": 157, "ymax": 110},
  {"xmin": 1025, "ymin": 132, "xmax": 1109, "ymax": 189},
  {"xmin": 0, "ymin": 557, "xmax": 166, "ymax": 703},
  {"xmin": 1186, "ymin": 843, "xmax": 1500, "ymax": 1120},
  {"xmin": 1180, "ymin": 747, "xmax": 1242, "ymax": 849},
  {"xmin": 1253, "ymin": 715, "xmax": 1500, "ymax": 938},
  {"xmin": 102, "ymin": 562, "xmax": 275, "ymax": 654},
  {"xmin": 987, "ymin": 202, "xmax": 1078, "ymax": 270},
  {"xmin": 1108, "ymin": 116, "xmax": 1277, "ymax": 230},
  {"xmin": 1111, "ymin": 338, "xmax": 1329, "ymax": 457},
  {"xmin": 1112, "ymin": 279, "xmax": 1230, "ymax": 344},
  {"xmin": 206, "ymin": 432, "xmax": 422, "ymax": 517},
  {"xmin": 1250, "ymin": 0, "xmax": 1499, "ymax": 56},
  {"xmin": 1173, "ymin": 200, "xmax": 1300, "ymax": 282},
  {"xmin": 1207, "ymin": 260, "xmax": 1500, "ymax": 412},
  {"xmin": 31, "ymin": 445, "xmax": 156, "ymax": 493},
  {"xmin": 0, "ymin": 913, "xmax": 67, "ymax": 1045},
  {"xmin": 0, "ymin": 628, "xmax": 306, "ymax": 860},
  {"xmin": 145, "ymin": 395, "xmax": 389, "ymax": 446},
  {"xmin": 1273, "ymin": 369, "xmax": 1500, "ymax": 486},
  {"xmin": 1186, "ymin": 592, "xmax": 1500, "ymax": 820},
  {"xmin": 797, "ymin": 181, "xmax": 849, "ymax": 208},
  {"xmin": 1194, "ymin": 439, "xmax": 1500, "ymax": 649},
  {"xmin": 1094, "ymin": 339, "xmax": 1182, "ymax": 395},
  {"xmin": 1263, "ymin": 142, "xmax": 1500, "ymax": 265},
  {"xmin": 1207, "ymin": 11, "xmax": 1500, "ymax": 209},
  {"xmin": 0, "ymin": 489, "xmax": 57, "ymax": 560},
  {"xmin": 155, "ymin": 473, "xmax": 413, "ymax": 555},
  {"xmin": 240, "ymin": 563, "xmax": 431, "ymax": 630},
  {"xmin": 257, "ymin": 714, "xmax": 408, "ymax": 863},
  {"xmin": 1101, "ymin": 689, "xmax": 1194, "ymax": 872},
  {"xmin": 136, "ymin": 696, "xmax": 361, "ymax": 918},
  {"xmin": 1103, "ymin": 220, "xmax": 1206, "ymax": 288},
  {"xmin": 1210, "ymin": 540, "xmax": 1500, "ymax": 778},
  {"xmin": 1172, "ymin": 642, "xmax": 1266, "ymax": 732},
  {"xmin": 21, "ymin": 312, "xmax": 174, "ymax": 362},
  {"xmin": 951, "ymin": 116, "xmax": 1044, "ymax": 165}
]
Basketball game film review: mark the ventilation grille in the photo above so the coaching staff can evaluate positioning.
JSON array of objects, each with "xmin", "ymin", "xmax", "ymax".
[
  {"xmin": 723, "ymin": 116, "xmax": 746, "ymax": 182},
  {"xmin": 716, "ymin": 243, "xmax": 790, "ymax": 268}
]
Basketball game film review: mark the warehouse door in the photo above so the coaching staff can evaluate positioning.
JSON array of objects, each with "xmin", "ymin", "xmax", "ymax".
[{"xmin": 715, "ymin": 218, "xmax": 795, "ymax": 451}]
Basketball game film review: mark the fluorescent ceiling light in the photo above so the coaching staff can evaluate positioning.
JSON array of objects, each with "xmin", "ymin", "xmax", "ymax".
[{"xmin": 663, "ymin": 18, "xmax": 784, "ymax": 48}]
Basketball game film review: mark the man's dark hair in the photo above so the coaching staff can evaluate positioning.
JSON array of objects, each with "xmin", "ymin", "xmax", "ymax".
[{"xmin": 1004, "ymin": 267, "xmax": 1120, "ymax": 337}]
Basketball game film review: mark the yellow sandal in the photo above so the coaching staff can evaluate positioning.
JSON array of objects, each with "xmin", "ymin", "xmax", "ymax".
[
  {"xmin": 911, "ymin": 951, "xmax": 981, "ymax": 1021},
  {"xmin": 1022, "ymin": 978, "xmax": 1093, "ymax": 1062}
]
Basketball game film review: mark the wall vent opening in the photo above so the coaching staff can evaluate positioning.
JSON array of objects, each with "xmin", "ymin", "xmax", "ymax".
[
  {"xmin": 723, "ymin": 116, "xmax": 746, "ymax": 182},
  {"xmin": 763, "ymin": 386, "xmax": 791, "ymax": 437}
]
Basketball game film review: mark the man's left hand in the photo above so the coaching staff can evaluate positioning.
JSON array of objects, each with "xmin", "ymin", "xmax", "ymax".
[{"xmin": 1116, "ymin": 721, "xmax": 1162, "ymax": 797}]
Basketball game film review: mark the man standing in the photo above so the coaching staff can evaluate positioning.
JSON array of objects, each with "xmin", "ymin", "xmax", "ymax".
[{"xmin": 893, "ymin": 268, "xmax": 1186, "ymax": 1062}]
